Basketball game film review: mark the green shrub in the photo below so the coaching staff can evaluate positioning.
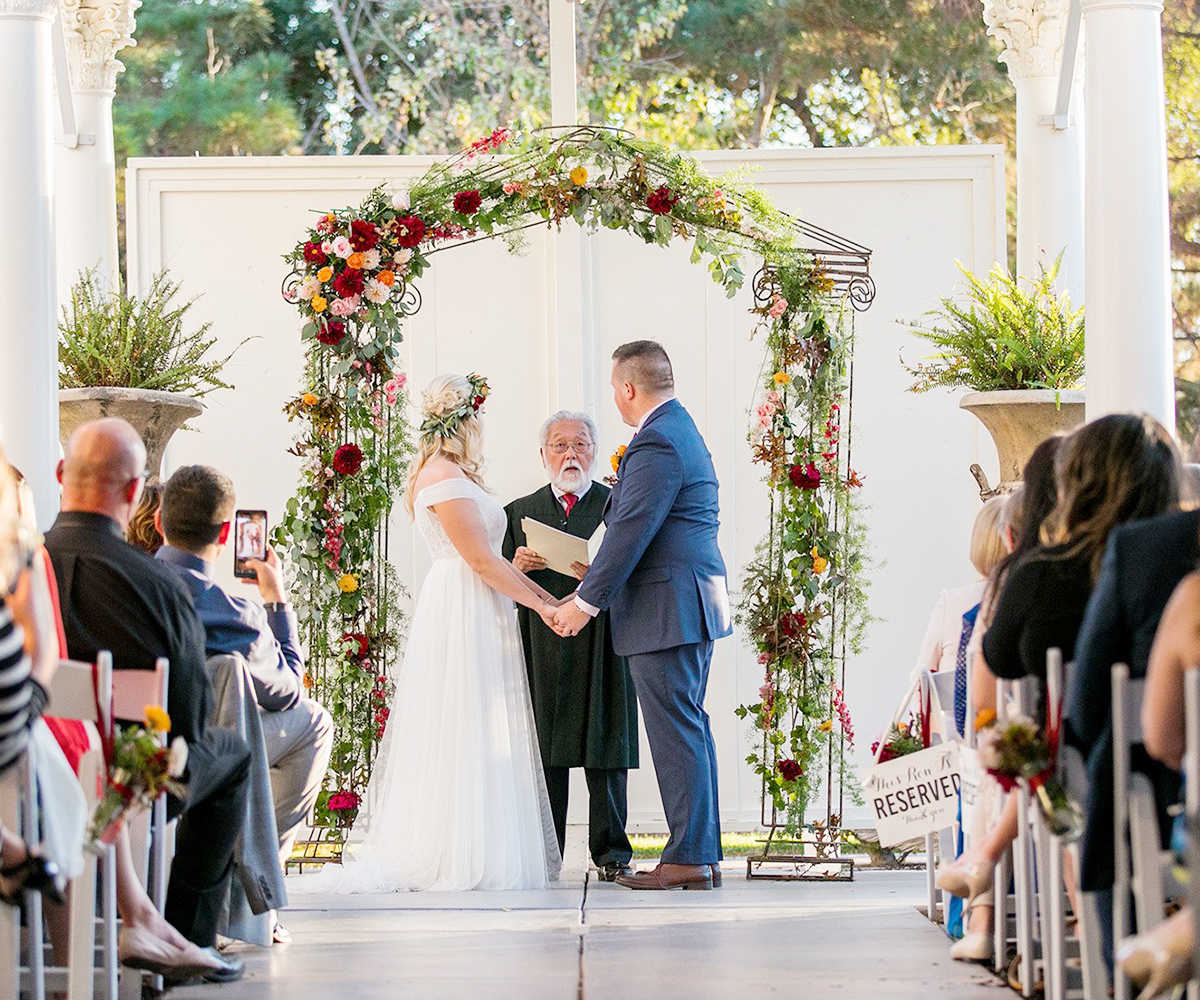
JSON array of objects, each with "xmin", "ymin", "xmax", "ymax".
[
  {"xmin": 59, "ymin": 268, "xmax": 243, "ymax": 397},
  {"xmin": 903, "ymin": 255, "xmax": 1084, "ymax": 393}
]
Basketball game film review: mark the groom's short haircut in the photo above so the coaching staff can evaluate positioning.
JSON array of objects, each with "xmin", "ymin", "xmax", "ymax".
[
  {"xmin": 612, "ymin": 340, "xmax": 674, "ymax": 395},
  {"xmin": 162, "ymin": 465, "xmax": 236, "ymax": 550}
]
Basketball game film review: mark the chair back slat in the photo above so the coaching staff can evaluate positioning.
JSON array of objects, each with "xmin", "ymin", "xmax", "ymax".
[
  {"xmin": 46, "ymin": 652, "xmax": 111, "ymax": 726},
  {"xmin": 111, "ymin": 658, "xmax": 169, "ymax": 733}
]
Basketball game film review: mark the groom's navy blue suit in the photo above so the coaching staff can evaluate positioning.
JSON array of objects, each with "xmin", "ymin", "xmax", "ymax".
[{"xmin": 578, "ymin": 398, "xmax": 731, "ymax": 865}]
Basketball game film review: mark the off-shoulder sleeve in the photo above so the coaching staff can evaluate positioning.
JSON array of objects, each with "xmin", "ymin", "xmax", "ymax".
[{"xmin": 415, "ymin": 477, "xmax": 481, "ymax": 508}]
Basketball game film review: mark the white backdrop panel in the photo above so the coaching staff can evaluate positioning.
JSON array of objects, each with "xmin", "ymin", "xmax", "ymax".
[{"xmin": 127, "ymin": 146, "xmax": 1005, "ymax": 828}]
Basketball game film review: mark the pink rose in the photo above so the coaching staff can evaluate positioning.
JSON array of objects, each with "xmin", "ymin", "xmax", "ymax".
[
  {"xmin": 331, "ymin": 235, "xmax": 353, "ymax": 259},
  {"xmin": 329, "ymin": 297, "xmax": 356, "ymax": 317},
  {"xmin": 768, "ymin": 294, "xmax": 788, "ymax": 319}
]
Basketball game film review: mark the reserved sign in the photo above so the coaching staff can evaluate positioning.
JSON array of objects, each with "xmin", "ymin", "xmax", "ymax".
[{"xmin": 861, "ymin": 743, "xmax": 961, "ymax": 847}]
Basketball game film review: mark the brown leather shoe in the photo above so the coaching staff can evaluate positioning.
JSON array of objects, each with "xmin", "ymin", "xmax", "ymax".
[
  {"xmin": 710, "ymin": 864, "xmax": 723, "ymax": 887},
  {"xmin": 614, "ymin": 863, "xmax": 713, "ymax": 890}
]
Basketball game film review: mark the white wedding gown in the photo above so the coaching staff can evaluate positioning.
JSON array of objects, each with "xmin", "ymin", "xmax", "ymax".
[{"xmin": 293, "ymin": 476, "xmax": 561, "ymax": 891}]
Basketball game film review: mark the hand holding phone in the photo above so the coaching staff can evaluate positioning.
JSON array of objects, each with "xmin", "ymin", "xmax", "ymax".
[{"xmin": 233, "ymin": 509, "xmax": 268, "ymax": 579}]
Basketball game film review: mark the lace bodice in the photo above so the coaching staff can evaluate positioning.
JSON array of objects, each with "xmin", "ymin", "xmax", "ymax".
[{"xmin": 414, "ymin": 477, "xmax": 507, "ymax": 561}]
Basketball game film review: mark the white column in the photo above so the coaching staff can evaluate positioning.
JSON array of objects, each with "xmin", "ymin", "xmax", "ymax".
[
  {"xmin": 54, "ymin": 0, "xmax": 139, "ymax": 297},
  {"xmin": 982, "ymin": 0, "xmax": 1085, "ymax": 301},
  {"xmin": 0, "ymin": 0, "xmax": 61, "ymax": 527},
  {"xmin": 548, "ymin": 0, "xmax": 578, "ymax": 129},
  {"xmin": 1079, "ymin": 0, "xmax": 1174, "ymax": 429}
]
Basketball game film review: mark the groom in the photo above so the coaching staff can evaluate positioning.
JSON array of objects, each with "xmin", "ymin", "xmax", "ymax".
[{"xmin": 553, "ymin": 340, "xmax": 731, "ymax": 890}]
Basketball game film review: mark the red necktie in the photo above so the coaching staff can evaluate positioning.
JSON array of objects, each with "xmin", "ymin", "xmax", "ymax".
[{"xmin": 562, "ymin": 493, "xmax": 578, "ymax": 517}]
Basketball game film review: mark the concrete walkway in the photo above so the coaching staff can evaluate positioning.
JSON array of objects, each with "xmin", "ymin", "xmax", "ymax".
[{"xmin": 174, "ymin": 868, "xmax": 1003, "ymax": 999}]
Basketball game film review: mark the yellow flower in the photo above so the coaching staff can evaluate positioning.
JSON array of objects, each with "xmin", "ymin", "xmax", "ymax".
[
  {"xmin": 817, "ymin": 719, "xmax": 833, "ymax": 733},
  {"xmin": 974, "ymin": 708, "xmax": 997, "ymax": 731},
  {"xmin": 570, "ymin": 166, "xmax": 589, "ymax": 186},
  {"xmin": 316, "ymin": 265, "xmax": 333, "ymax": 283},
  {"xmin": 811, "ymin": 546, "xmax": 828, "ymax": 575},
  {"xmin": 773, "ymin": 371, "xmax": 790, "ymax": 385},
  {"xmin": 610, "ymin": 444, "xmax": 627, "ymax": 474},
  {"xmin": 144, "ymin": 705, "xmax": 171, "ymax": 732},
  {"xmin": 347, "ymin": 252, "xmax": 366, "ymax": 270},
  {"xmin": 311, "ymin": 295, "xmax": 328, "ymax": 313},
  {"xmin": 302, "ymin": 392, "xmax": 319, "ymax": 407},
  {"xmin": 338, "ymin": 573, "xmax": 359, "ymax": 593}
]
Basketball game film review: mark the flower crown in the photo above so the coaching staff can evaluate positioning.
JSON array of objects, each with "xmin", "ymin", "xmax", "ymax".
[{"xmin": 419, "ymin": 373, "xmax": 490, "ymax": 442}]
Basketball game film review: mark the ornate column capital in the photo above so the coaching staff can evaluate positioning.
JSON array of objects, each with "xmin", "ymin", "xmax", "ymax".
[
  {"xmin": 981, "ymin": 0, "xmax": 1074, "ymax": 80},
  {"xmin": 0, "ymin": 0, "xmax": 59, "ymax": 20},
  {"xmin": 58, "ymin": 0, "xmax": 140, "ymax": 94}
]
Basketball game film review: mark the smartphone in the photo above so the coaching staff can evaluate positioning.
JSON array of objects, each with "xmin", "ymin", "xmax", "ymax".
[{"xmin": 233, "ymin": 509, "xmax": 268, "ymax": 579}]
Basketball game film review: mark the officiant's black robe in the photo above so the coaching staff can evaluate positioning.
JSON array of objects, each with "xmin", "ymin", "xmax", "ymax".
[{"xmin": 502, "ymin": 484, "xmax": 639, "ymax": 771}]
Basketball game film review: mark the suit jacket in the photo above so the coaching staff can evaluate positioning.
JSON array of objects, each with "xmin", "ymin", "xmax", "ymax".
[
  {"xmin": 578, "ymin": 399, "xmax": 731, "ymax": 657},
  {"xmin": 156, "ymin": 545, "xmax": 304, "ymax": 713},
  {"xmin": 1066, "ymin": 507, "xmax": 1199, "ymax": 891}
]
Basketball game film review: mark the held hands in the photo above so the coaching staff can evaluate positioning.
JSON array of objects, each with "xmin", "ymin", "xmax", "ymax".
[
  {"xmin": 552, "ymin": 601, "xmax": 591, "ymax": 638},
  {"xmin": 243, "ymin": 545, "xmax": 288, "ymax": 605},
  {"xmin": 513, "ymin": 546, "xmax": 547, "ymax": 574},
  {"xmin": 536, "ymin": 602, "xmax": 560, "ymax": 631}
]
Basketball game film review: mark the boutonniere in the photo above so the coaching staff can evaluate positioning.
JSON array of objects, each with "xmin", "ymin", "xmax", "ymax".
[{"xmin": 603, "ymin": 444, "xmax": 627, "ymax": 487}]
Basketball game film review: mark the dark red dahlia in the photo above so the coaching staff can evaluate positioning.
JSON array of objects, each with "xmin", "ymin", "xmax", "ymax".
[
  {"xmin": 302, "ymin": 241, "xmax": 327, "ymax": 265},
  {"xmin": 777, "ymin": 759, "xmax": 803, "ymax": 782},
  {"xmin": 453, "ymin": 190, "xmax": 483, "ymax": 215},
  {"xmin": 394, "ymin": 215, "xmax": 427, "ymax": 248},
  {"xmin": 332, "ymin": 443, "xmax": 364, "ymax": 475},
  {"xmin": 333, "ymin": 268, "xmax": 365, "ymax": 299},
  {"xmin": 341, "ymin": 631, "xmax": 370, "ymax": 660},
  {"xmin": 350, "ymin": 218, "xmax": 378, "ymax": 251},
  {"xmin": 778, "ymin": 611, "xmax": 807, "ymax": 639},
  {"xmin": 316, "ymin": 320, "xmax": 346, "ymax": 346},
  {"xmin": 788, "ymin": 462, "xmax": 822, "ymax": 490},
  {"xmin": 646, "ymin": 186, "xmax": 680, "ymax": 215}
]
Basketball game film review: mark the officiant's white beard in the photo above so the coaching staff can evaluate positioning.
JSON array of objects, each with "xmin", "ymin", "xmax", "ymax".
[{"xmin": 548, "ymin": 459, "xmax": 591, "ymax": 495}]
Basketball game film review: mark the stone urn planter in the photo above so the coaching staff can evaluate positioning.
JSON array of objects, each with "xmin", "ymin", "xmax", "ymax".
[
  {"xmin": 59, "ymin": 387, "xmax": 204, "ymax": 478},
  {"xmin": 959, "ymin": 389, "xmax": 1085, "ymax": 492}
]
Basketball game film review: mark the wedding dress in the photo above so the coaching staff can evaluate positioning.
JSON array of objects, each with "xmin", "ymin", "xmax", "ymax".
[{"xmin": 293, "ymin": 476, "xmax": 561, "ymax": 891}]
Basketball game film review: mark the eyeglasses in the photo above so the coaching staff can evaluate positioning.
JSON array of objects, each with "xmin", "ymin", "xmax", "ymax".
[{"xmin": 547, "ymin": 441, "xmax": 594, "ymax": 455}]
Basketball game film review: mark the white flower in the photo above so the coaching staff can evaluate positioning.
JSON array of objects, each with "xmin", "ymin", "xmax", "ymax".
[
  {"xmin": 393, "ymin": 248, "xmax": 413, "ymax": 267},
  {"xmin": 391, "ymin": 189, "xmax": 411, "ymax": 211},
  {"xmin": 331, "ymin": 235, "xmax": 353, "ymax": 259},
  {"xmin": 364, "ymin": 279, "xmax": 389, "ymax": 304},
  {"xmin": 296, "ymin": 276, "xmax": 320, "ymax": 301},
  {"xmin": 362, "ymin": 248, "xmax": 382, "ymax": 270},
  {"xmin": 168, "ymin": 737, "xmax": 188, "ymax": 778},
  {"xmin": 330, "ymin": 297, "xmax": 356, "ymax": 317}
]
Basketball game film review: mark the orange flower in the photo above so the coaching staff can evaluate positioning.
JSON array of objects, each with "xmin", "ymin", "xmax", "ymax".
[
  {"xmin": 302, "ymin": 392, "xmax": 319, "ymax": 407},
  {"xmin": 610, "ymin": 444, "xmax": 627, "ymax": 474},
  {"xmin": 311, "ymin": 295, "xmax": 327, "ymax": 313},
  {"xmin": 316, "ymin": 265, "xmax": 333, "ymax": 283},
  {"xmin": 974, "ymin": 708, "xmax": 997, "ymax": 731},
  {"xmin": 377, "ymin": 270, "xmax": 396, "ymax": 287},
  {"xmin": 303, "ymin": 672, "xmax": 314, "ymax": 690},
  {"xmin": 347, "ymin": 252, "xmax": 366, "ymax": 270}
]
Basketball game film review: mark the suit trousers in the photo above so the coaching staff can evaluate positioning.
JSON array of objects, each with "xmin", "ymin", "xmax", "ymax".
[
  {"xmin": 166, "ymin": 727, "xmax": 251, "ymax": 946},
  {"xmin": 262, "ymin": 697, "xmax": 334, "ymax": 866},
  {"xmin": 627, "ymin": 641, "xmax": 722, "ymax": 865},
  {"xmin": 544, "ymin": 765, "xmax": 633, "ymax": 867}
]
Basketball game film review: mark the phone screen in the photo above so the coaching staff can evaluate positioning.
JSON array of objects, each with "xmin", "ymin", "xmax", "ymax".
[{"xmin": 233, "ymin": 509, "xmax": 268, "ymax": 578}]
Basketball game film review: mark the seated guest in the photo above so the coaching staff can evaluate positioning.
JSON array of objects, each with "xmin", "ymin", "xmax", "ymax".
[
  {"xmin": 45, "ymin": 418, "xmax": 249, "ymax": 983},
  {"xmin": 156, "ymin": 464, "xmax": 332, "ymax": 939},
  {"xmin": 127, "ymin": 478, "xmax": 164, "ymax": 554}
]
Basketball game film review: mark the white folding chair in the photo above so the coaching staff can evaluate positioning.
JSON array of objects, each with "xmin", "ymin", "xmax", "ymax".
[
  {"xmin": 44, "ymin": 652, "xmax": 117, "ymax": 1000},
  {"xmin": 111, "ymin": 658, "xmax": 170, "ymax": 1000},
  {"xmin": 922, "ymin": 669, "xmax": 960, "ymax": 927},
  {"xmin": 0, "ymin": 752, "xmax": 42, "ymax": 1000}
]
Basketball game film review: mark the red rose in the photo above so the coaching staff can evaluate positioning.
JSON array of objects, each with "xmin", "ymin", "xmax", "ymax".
[
  {"xmin": 316, "ymin": 320, "xmax": 346, "ymax": 346},
  {"xmin": 777, "ymin": 759, "xmax": 803, "ymax": 781},
  {"xmin": 788, "ymin": 462, "xmax": 822, "ymax": 490},
  {"xmin": 453, "ymin": 190, "xmax": 483, "ymax": 215},
  {"xmin": 341, "ymin": 631, "xmax": 370, "ymax": 660},
  {"xmin": 646, "ymin": 186, "xmax": 679, "ymax": 215},
  {"xmin": 332, "ymin": 443, "xmax": 363, "ymax": 475},
  {"xmin": 302, "ymin": 241, "xmax": 327, "ymax": 265},
  {"xmin": 394, "ymin": 215, "xmax": 427, "ymax": 248},
  {"xmin": 333, "ymin": 268, "xmax": 365, "ymax": 299},
  {"xmin": 350, "ymin": 219, "xmax": 378, "ymax": 251},
  {"xmin": 328, "ymin": 791, "xmax": 359, "ymax": 812},
  {"xmin": 778, "ymin": 611, "xmax": 807, "ymax": 639}
]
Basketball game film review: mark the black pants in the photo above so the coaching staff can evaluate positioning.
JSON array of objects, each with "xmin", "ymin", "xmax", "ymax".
[
  {"xmin": 165, "ymin": 727, "xmax": 251, "ymax": 947},
  {"xmin": 544, "ymin": 766, "xmax": 633, "ymax": 867}
]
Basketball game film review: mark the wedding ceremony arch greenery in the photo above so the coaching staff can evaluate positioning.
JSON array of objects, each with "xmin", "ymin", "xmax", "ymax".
[{"xmin": 279, "ymin": 125, "xmax": 871, "ymax": 838}]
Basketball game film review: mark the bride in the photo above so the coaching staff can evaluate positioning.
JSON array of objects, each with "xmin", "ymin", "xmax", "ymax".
[{"xmin": 300, "ymin": 373, "xmax": 562, "ymax": 891}]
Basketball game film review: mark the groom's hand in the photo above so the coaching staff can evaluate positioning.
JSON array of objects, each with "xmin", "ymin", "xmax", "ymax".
[
  {"xmin": 553, "ymin": 602, "xmax": 590, "ymax": 638},
  {"xmin": 512, "ymin": 546, "xmax": 546, "ymax": 574}
]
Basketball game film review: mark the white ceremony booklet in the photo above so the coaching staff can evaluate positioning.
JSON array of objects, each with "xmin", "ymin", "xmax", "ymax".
[{"xmin": 520, "ymin": 517, "xmax": 606, "ymax": 578}]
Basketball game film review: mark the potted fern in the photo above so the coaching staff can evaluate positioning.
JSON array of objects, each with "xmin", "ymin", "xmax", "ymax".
[
  {"xmin": 58, "ymin": 269, "xmax": 242, "ymax": 475},
  {"xmin": 903, "ymin": 256, "xmax": 1085, "ymax": 490}
]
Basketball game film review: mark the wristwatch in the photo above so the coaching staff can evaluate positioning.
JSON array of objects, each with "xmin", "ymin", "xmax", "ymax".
[{"xmin": 263, "ymin": 601, "xmax": 291, "ymax": 613}]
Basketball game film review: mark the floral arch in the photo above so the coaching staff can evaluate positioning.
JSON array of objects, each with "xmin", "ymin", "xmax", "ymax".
[{"xmin": 278, "ymin": 126, "xmax": 875, "ymax": 850}]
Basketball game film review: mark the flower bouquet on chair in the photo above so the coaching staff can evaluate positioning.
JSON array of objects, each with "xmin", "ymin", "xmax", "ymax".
[
  {"xmin": 89, "ymin": 707, "xmax": 187, "ymax": 846},
  {"xmin": 976, "ymin": 712, "xmax": 1082, "ymax": 841}
]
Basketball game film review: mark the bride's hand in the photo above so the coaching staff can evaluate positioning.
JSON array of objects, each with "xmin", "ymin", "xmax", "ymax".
[{"xmin": 537, "ymin": 603, "xmax": 561, "ymax": 632}]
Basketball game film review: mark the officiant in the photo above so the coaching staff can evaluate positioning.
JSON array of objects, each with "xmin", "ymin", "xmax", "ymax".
[{"xmin": 503, "ymin": 411, "xmax": 638, "ymax": 881}]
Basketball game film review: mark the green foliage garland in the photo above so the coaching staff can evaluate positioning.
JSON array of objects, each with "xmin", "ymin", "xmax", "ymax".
[{"xmin": 280, "ymin": 125, "xmax": 869, "ymax": 839}]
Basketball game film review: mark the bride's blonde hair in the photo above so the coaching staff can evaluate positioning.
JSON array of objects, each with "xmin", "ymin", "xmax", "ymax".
[{"xmin": 404, "ymin": 373, "xmax": 487, "ymax": 514}]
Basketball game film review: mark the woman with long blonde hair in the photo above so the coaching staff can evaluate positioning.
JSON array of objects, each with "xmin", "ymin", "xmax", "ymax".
[{"xmin": 300, "ymin": 373, "xmax": 562, "ymax": 892}]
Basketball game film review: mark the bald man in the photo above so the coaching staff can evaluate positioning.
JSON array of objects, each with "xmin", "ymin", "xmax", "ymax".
[{"xmin": 45, "ymin": 418, "xmax": 249, "ymax": 983}]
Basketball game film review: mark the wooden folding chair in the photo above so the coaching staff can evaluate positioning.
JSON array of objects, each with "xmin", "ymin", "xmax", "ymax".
[{"xmin": 44, "ymin": 652, "xmax": 117, "ymax": 1000}]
